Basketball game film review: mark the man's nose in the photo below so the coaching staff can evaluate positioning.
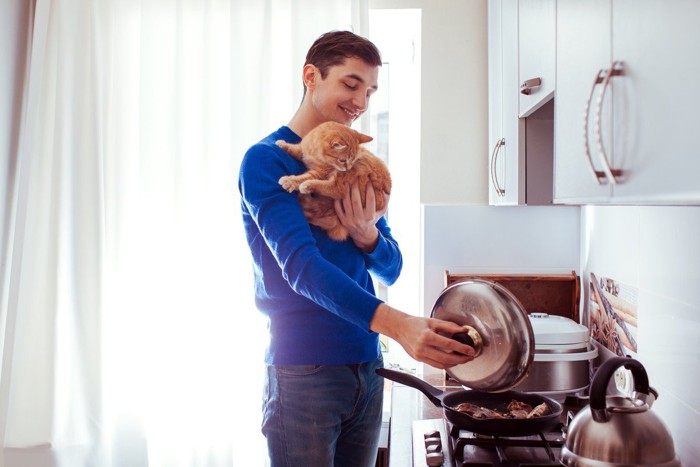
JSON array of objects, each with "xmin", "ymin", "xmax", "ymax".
[{"xmin": 353, "ymin": 92, "xmax": 369, "ymax": 112}]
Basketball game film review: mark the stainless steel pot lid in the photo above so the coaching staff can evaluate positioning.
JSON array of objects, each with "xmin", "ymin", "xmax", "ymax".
[{"xmin": 431, "ymin": 279, "xmax": 534, "ymax": 392}]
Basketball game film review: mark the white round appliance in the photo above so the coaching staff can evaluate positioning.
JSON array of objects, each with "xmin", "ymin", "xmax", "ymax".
[{"xmin": 511, "ymin": 312, "xmax": 598, "ymax": 399}]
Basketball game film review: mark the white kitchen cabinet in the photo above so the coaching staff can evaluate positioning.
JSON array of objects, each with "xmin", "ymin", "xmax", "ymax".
[
  {"xmin": 488, "ymin": 0, "xmax": 525, "ymax": 205},
  {"xmin": 518, "ymin": 0, "xmax": 555, "ymax": 117},
  {"xmin": 611, "ymin": 0, "xmax": 700, "ymax": 203},
  {"xmin": 489, "ymin": 0, "xmax": 556, "ymax": 206},
  {"xmin": 554, "ymin": 0, "xmax": 612, "ymax": 203},
  {"xmin": 554, "ymin": 0, "xmax": 700, "ymax": 205}
]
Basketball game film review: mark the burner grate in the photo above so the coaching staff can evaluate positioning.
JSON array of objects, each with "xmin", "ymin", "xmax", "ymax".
[{"xmin": 449, "ymin": 424, "xmax": 565, "ymax": 466}]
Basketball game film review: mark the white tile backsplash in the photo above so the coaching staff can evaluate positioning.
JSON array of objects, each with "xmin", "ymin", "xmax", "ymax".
[
  {"xmin": 637, "ymin": 289, "xmax": 700, "ymax": 408},
  {"xmin": 582, "ymin": 205, "xmax": 700, "ymax": 464},
  {"xmin": 639, "ymin": 206, "xmax": 700, "ymax": 308},
  {"xmin": 652, "ymin": 385, "xmax": 700, "ymax": 462},
  {"xmin": 581, "ymin": 205, "xmax": 641, "ymax": 287}
]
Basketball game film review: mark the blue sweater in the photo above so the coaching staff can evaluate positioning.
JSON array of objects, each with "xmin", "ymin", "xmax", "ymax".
[{"xmin": 238, "ymin": 126, "xmax": 403, "ymax": 365}]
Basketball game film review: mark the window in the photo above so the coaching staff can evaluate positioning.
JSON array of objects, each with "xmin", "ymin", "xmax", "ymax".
[{"xmin": 369, "ymin": 8, "xmax": 421, "ymax": 371}]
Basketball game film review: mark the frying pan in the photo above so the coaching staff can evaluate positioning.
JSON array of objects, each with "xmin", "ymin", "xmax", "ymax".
[{"xmin": 377, "ymin": 368, "xmax": 563, "ymax": 437}]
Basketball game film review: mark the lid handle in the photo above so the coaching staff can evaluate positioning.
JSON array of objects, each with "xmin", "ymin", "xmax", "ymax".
[{"xmin": 451, "ymin": 325, "xmax": 483, "ymax": 358}]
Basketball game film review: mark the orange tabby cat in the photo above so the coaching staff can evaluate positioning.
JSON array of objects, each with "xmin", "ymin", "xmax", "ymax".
[{"xmin": 277, "ymin": 121, "xmax": 392, "ymax": 241}]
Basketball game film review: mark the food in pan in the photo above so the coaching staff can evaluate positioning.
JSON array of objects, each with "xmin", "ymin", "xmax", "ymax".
[
  {"xmin": 452, "ymin": 400, "xmax": 551, "ymax": 419},
  {"xmin": 453, "ymin": 402, "xmax": 508, "ymax": 419},
  {"xmin": 524, "ymin": 401, "xmax": 550, "ymax": 419}
]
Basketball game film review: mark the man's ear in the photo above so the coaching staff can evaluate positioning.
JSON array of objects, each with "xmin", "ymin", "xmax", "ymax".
[{"xmin": 302, "ymin": 64, "xmax": 318, "ymax": 91}]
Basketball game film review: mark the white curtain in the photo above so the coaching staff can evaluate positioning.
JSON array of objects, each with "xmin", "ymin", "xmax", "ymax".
[{"xmin": 0, "ymin": 1, "xmax": 366, "ymax": 466}]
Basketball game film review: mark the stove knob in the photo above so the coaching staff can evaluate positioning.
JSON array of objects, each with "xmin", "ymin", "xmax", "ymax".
[
  {"xmin": 424, "ymin": 436, "xmax": 442, "ymax": 450},
  {"xmin": 426, "ymin": 443, "xmax": 441, "ymax": 454},
  {"xmin": 425, "ymin": 451, "xmax": 445, "ymax": 466}
]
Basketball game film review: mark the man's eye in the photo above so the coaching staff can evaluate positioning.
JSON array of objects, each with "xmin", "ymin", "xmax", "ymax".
[{"xmin": 344, "ymin": 82, "xmax": 357, "ymax": 90}]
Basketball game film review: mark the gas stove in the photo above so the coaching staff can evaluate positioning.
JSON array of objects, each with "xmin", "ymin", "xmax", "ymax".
[
  {"xmin": 411, "ymin": 393, "xmax": 592, "ymax": 467},
  {"xmin": 412, "ymin": 418, "xmax": 565, "ymax": 466}
]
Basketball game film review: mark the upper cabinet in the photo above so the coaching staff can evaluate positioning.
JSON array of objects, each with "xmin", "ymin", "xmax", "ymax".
[
  {"xmin": 554, "ymin": 0, "xmax": 700, "ymax": 204},
  {"xmin": 488, "ymin": 0, "xmax": 524, "ymax": 205},
  {"xmin": 518, "ymin": 0, "xmax": 555, "ymax": 117},
  {"xmin": 488, "ymin": 0, "xmax": 555, "ymax": 206},
  {"xmin": 554, "ymin": 0, "xmax": 611, "ymax": 202}
]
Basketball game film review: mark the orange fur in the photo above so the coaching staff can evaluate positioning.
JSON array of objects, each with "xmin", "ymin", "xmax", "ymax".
[{"xmin": 277, "ymin": 121, "xmax": 392, "ymax": 241}]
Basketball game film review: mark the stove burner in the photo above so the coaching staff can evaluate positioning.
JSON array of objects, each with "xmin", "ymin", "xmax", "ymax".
[
  {"xmin": 412, "ymin": 418, "xmax": 570, "ymax": 467},
  {"xmin": 449, "ymin": 423, "xmax": 565, "ymax": 466}
]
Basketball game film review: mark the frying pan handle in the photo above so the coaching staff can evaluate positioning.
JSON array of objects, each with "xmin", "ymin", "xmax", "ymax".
[{"xmin": 375, "ymin": 368, "xmax": 445, "ymax": 407}]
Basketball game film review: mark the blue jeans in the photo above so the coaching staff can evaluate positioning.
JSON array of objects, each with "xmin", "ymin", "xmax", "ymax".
[{"xmin": 262, "ymin": 356, "xmax": 384, "ymax": 467}]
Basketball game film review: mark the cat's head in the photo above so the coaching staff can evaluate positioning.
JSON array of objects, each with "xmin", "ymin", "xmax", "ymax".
[{"xmin": 302, "ymin": 121, "xmax": 373, "ymax": 172}]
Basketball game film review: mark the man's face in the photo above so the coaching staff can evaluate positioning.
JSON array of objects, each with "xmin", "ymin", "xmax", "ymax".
[{"xmin": 307, "ymin": 56, "xmax": 379, "ymax": 126}]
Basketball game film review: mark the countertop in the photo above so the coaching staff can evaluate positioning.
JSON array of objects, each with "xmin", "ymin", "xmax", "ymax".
[{"xmin": 387, "ymin": 373, "xmax": 461, "ymax": 467}]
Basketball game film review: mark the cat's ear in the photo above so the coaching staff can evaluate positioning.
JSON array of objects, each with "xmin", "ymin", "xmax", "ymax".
[{"xmin": 357, "ymin": 132, "xmax": 373, "ymax": 144}]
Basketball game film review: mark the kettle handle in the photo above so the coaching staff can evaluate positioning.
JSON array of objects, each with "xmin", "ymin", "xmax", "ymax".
[{"xmin": 590, "ymin": 356, "xmax": 650, "ymax": 422}]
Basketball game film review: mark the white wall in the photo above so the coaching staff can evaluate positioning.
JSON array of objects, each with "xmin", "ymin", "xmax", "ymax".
[
  {"xmin": 372, "ymin": 0, "xmax": 489, "ymax": 205},
  {"xmin": 419, "ymin": 0, "xmax": 488, "ymax": 204},
  {"xmin": 581, "ymin": 205, "xmax": 700, "ymax": 462}
]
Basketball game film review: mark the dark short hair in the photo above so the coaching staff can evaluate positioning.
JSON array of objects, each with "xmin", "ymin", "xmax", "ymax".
[{"xmin": 304, "ymin": 30, "xmax": 382, "ymax": 79}]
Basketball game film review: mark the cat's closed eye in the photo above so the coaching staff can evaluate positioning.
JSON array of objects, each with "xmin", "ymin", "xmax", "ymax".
[{"xmin": 332, "ymin": 142, "xmax": 347, "ymax": 150}]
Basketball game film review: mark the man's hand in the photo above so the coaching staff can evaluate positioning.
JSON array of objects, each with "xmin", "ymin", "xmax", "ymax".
[
  {"xmin": 335, "ymin": 180, "xmax": 389, "ymax": 252},
  {"xmin": 369, "ymin": 303, "xmax": 477, "ymax": 369}
]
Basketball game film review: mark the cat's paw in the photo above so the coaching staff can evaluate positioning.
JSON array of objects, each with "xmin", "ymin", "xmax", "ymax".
[
  {"xmin": 299, "ymin": 180, "xmax": 316, "ymax": 194},
  {"xmin": 279, "ymin": 176, "xmax": 299, "ymax": 193}
]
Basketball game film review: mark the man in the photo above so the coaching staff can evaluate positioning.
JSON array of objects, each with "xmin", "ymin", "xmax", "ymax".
[{"xmin": 238, "ymin": 30, "xmax": 475, "ymax": 467}]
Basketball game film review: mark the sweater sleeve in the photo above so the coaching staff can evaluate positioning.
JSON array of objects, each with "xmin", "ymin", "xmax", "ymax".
[
  {"xmin": 363, "ymin": 217, "xmax": 402, "ymax": 286},
  {"xmin": 239, "ymin": 140, "xmax": 386, "ymax": 330}
]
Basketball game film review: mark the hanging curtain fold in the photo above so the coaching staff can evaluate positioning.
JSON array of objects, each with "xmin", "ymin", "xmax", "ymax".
[{"xmin": 0, "ymin": 1, "xmax": 364, "ymax": 466}]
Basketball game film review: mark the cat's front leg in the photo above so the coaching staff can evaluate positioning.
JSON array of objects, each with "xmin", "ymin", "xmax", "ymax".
[
  {"xmin": 279, "ymin": 174, "xmax": 305, "ymax": 192},
  {"xmin": 275, "ymin": 140, "xmax": 303, "ymax": 159},
  {"xmin": 299, "ymin": 178, "xmax": 342, "ymax": 199},
  {"xmin": 279, "ymin": 172, "xmax": 319, "ymax": 193},
  {"xmin": 279, "ymin": 176, "xmax": 298, "ymax": 192}
]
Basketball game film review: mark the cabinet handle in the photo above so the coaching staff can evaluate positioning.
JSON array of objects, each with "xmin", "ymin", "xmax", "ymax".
[
  {"xmin": 490, "ymin": 138, "xmax": 506, "ymax": 197},
  {"xmin": 594, "ymin": 61, "xmax": 624, "ymax": 185},
  {"xmin": 520, "ymin": 77, "xmax": 542, "ymax": 95},
  {"xmin": 583, "ymin": 69, "xmax": 609, "ymax": 184}
]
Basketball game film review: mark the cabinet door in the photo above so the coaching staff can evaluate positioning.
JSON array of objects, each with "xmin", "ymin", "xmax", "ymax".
[
  {"xmin": 611, "ymin": 0, "xmax": 700, "ymax": 203},
  {"xmin": 488, "ymin": 0, "xmax": 504, "ymax": 205},
  {"xmin": 488, "ymin": 0, "xmax": 525, "ymax": 206},
  {"xmin": 518, "ymin": 0, "xmax": 555, "ymax": 117},
  {"xmin": 554, "ymin": 0, "xmax": 612, "ymax": 203}
]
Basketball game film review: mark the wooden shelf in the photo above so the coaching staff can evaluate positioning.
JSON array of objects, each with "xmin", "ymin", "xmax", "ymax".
[{"xmin": 444, "ymin": 270, "xmax": 580, "ymax": 323}]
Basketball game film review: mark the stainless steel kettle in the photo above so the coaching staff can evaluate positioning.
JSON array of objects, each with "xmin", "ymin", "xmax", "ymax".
[{"xmin": 561, "ymin": 356, "xmax": 681, "ymax": 466}]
